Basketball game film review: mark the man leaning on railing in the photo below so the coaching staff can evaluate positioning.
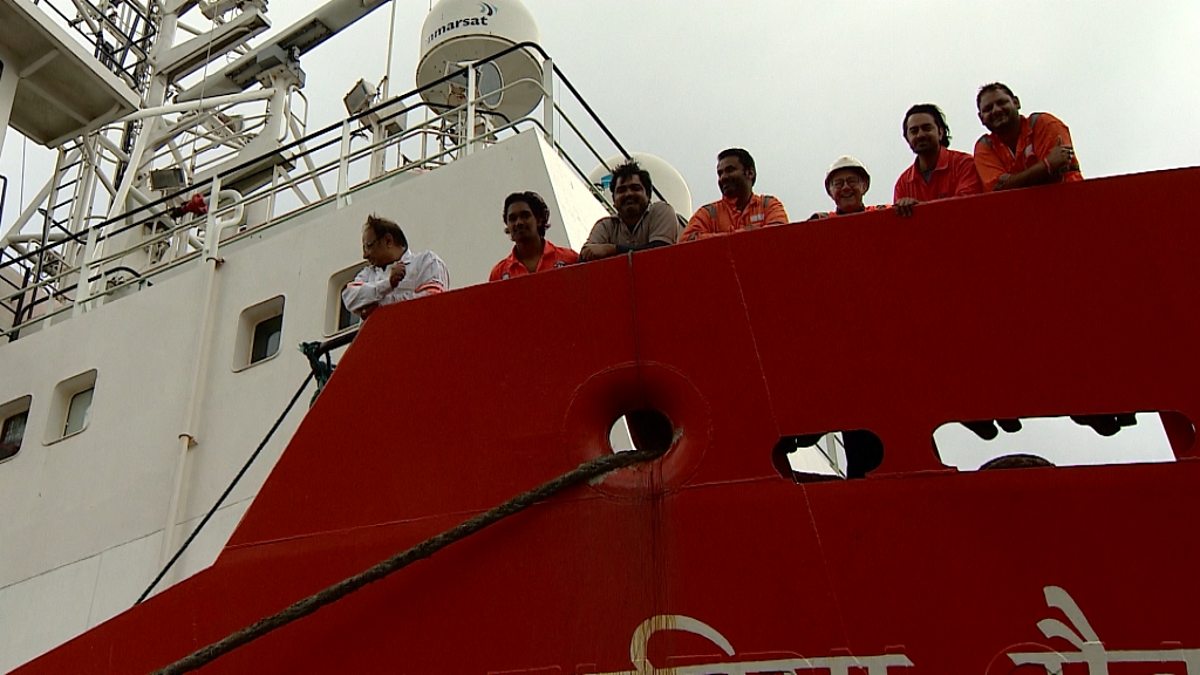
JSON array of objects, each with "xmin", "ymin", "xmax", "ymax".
[
  {"xmin": 580, "ymin": 161, "xmax": 679, "ymax": 261},
  {"xmin": 342, "ymin": 214, "xmax": 449, "ymax": 320}
]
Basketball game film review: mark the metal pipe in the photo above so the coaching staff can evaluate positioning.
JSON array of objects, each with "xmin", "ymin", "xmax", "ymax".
[
  {"xmin": 155, "ymin": 172, "xmax": 225, "ymax": 586},
  {"xmin": 337, "ymin": 120, "xmax": 351, "ymax": 206},
  {"xmin": 464, "ymin": 62, "xmax": 477, "ymax": 155},
  {"xmin": 542, "ymin": 57, "xmax": 554, "ymax": 144},
  {"xmin": 115, "ymin": 89, "xmax": 277, "ymax": 124},
  {"xmin": 3, "ymin": 232, "xmax": 69, "ymax": 244}
]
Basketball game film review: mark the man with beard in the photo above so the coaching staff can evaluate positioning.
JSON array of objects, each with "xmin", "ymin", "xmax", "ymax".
[
  {"xmin": 973, "ymin": 82, "xmax": 1082, "ymax": 191},
  {"xmin": 679, "ymin": 148, "xmax": 789, "ymax": 242},
  {"xmin": 809, "ymin": 156, "xmax": 888, "ymax": 220},
  {"xmin": 893, "ymin": 103, "xmax": 984, "ymax": 217},
  {"xmin": 580, "ymin": 160, "xmax": 680, "ymax": 261},
  {"xmin": 342, "ymin": 214, "xmax": 449, "ymax": 319},
  {"xmin": 489, "ymin": 191, "xmax": 579, "ymax": 281}
]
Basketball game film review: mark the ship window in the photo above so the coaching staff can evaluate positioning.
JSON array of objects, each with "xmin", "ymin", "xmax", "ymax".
[
  {"xmin": 251, "ymin": 314, "xmax": 283, "ymax": 363},
  {"xmin": 326, "ymin": 264, "xmax": 367, "ymax": 335},
  {"xmin": 46, "ymin": 369, "xmax": 98, "ymax": 442},
  {"xmin": 64, "ymin": 388, "xmax": 94, "ymax": 436},
  {"xmin": 0, "ymin": 395, "xmax": 32, "ymax": 462},
  {"xmin": 933, "ymin": 411, "xmax": 1184, "ymax": 470},
  {"xmin": 234, "ymin": 296, "xmax": 285, "ymax": 370},
  {"xmin": 772, "ymin": 429, "xmax": 883, "ymax": 481}
]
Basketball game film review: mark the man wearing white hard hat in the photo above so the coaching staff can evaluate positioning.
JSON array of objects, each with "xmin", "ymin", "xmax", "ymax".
[{"xmin": 809, "ymin": 156, "xmax": 889, "ymax": 220}]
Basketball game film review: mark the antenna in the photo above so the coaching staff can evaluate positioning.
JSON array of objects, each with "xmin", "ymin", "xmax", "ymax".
[{"xmin": 415, "ymin": 0, "xmax": 543, "ymax": 121}]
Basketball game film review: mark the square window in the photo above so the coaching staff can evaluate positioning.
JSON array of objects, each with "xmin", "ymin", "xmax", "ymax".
[
  {"xmin": 234, "ymin": 296, "xmax": 285, "ymax": 371},
  {"xmin": 326, "ymin": 263, "xmax": 367, "ymax": 336},
  {"xmin": 0, "ymin": 395, "xmax": 32, "ymax": 462},
  {"xmin": 337, "ymin": 300, "xmax": 362, "ymax": 333},
  {"xmin": 46, "ymin": 370, "xmax": 98, "ymax": 443},
  {"xmin": 251, "ymin": 314, "xmax": 283, "ymax": 364},
  {"xmin": 64, "ymin": 387, "xmax": 94, "ymax": 436}
]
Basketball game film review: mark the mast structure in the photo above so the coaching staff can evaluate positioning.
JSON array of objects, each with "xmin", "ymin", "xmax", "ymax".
[{"xmin": 1, "ymin": 0, "xmax": 392, "ymax": 332}]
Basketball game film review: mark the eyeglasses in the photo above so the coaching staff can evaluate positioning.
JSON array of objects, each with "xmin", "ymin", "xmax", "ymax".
[
  {"xmin": 362, "ymin": 238, "xmax": 378, "ymax": 252},
  {"xmin": 830, "ymin": 177, "xmax": 863, "ymax": 190}
]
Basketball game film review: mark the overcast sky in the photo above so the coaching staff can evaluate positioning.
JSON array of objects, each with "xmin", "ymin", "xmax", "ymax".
[
  {"xmin": 2, "ymin": 0, "xmax": 1194, "ymax": 466},
  {"xmin": 4, "ymin": 1, "xmax": 1200, "ymax": 225},
  {"xmin": 292, "ymin": 0, "xmax": 1200, "ymax": 218}
]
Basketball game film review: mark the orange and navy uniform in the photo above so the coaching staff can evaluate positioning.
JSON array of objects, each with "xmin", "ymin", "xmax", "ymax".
[
  {"xmin": 809, "ymin": 205, "xmax": 890, "ymax": 220},
  {"xmin": 489, "ymin": 238, "xmax": 579, "ymax": 281},
  {"xmin": 973, "ymin": 112, "xmax": 1083, "ymax": 191},
  {"xmin": 893, "ymin": 147, "xmax": 984, "ymax": 202},
  {"xmin": 679, "ymin": 194, "xmax": 789, "ymax": 242}
]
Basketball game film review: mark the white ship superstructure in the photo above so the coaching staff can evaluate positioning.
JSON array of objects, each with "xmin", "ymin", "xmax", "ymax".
[{"xmin": 0, "ymin": 0, "xmax": 669, "ymax": 668}]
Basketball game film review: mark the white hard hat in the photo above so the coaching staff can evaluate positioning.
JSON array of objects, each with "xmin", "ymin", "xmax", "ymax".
[{"xmin": 825, "ymin": 155, "xmax": 871, "ymax": 193}]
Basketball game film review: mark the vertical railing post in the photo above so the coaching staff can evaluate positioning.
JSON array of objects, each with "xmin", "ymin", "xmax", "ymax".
[
  {"xmin": 204, "ymin": 174, "xmax": 223, "ymax": 260},
  {"xmin": 542, "ymin": 57, "xmax": 555, "ymax": 145},
  {"xmin": 827, "ymin": 432, "xmax": 843, "ymax": 476},
  {"xmin": 464, "ymin": 62, "xmax": 477, "ymax": 155},
  {"xmin": 337, "ymin": 119, "xmax": 351, "ymax": 208}
]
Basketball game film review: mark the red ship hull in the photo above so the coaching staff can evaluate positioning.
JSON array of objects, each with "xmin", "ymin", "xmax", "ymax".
[{"xmin": 18, "ymin": 169, "xmax": 1200, "ymax": 673}]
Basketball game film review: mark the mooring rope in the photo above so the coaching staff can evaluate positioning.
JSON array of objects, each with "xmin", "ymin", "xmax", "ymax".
[
  {"xmin": 152, "ymin": 442, "xmax": 670, "ymax": 674},
  {"xmin": 136, "ymin": 371, "xmax": 315, "ymax": 605}
]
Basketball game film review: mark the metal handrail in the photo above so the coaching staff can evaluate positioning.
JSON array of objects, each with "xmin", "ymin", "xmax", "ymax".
[
  {"xmin": 1, "ymin": 41, "xmax": 641, "ymax": 338},
  {"xmin": 0, "ymin": 42, "xmax": 552, "ymax": 273},
  {"xmin": 33, "ymin": 0, "xmax": 153, "ymax": 87},
  {"xmin": 0, "ymin": 175, "xmax": 8, "ymax": 228}
]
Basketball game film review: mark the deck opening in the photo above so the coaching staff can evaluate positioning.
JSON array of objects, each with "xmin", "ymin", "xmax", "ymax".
[
  {"xmin": 979, "ymin": 453, "xmax": 1055, "ymax": 470},
  {"xmin": 608, "ymin": 409, "xmax": 673, "ymax": 455},
  {"xmin": 934, "ymin": 411, "xmax": 1186, "ymax": 470},
  {"xmin": 772, "ymin": 429, "xmax": 883, "ymax": 481}
]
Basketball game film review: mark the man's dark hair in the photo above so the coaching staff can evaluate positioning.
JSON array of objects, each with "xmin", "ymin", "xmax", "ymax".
[
  {"xmin": 364, "ymin": 214, "xmax": 407, "ymax": 249},
  {"xmin": 980, "ymin": 453, "xmax": 1054, "ymax": 470},
  {"xmin": 610, "ymin": 160, "xmax": 652, "ymax": 197},
  {"xmin": 903, "ymin": 103, "xmax": 951, "ymax": 147},
  {"xmin": 503, "ymin": 191, "xmax": 551, "ymax": 236},
  {"xmin": 718, "ymin": 148, "xmax": 756, "ymax": 184},
  {"xmin": 976, "ymin": 82, "xmax": 1017, "ymax": 108}
]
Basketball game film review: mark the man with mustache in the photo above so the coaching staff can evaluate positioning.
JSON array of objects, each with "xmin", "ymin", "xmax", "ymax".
[
  {"xmin": 893, "ymin": 103, "xmax": 984, "ymax": 217},
  {"xmin": 973, "ymin": 82, "xmax": 1082, "ymax": 191},
  {"xmin": 580, "ymin": 161, "xmax": 680, "ymax": 261},
  {"xmin": 679, "ymin": 148, "xmax": 789, "ymax": 242},
  {"xmin": 489, "ymin": 191, "xmax": 579, "ymax": 281}
]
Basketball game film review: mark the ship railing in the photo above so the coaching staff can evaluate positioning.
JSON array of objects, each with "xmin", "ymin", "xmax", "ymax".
[
  {"xmin": 0, "ymin": 41, "xmax": 640, "ymax": 341},
  {"xmin": 0, "ymin": 174, "xmax": 8, "ymax": 227},
  {"xmin": 31, "ymin": 0, "xmax": 156, "ymax": 91}
]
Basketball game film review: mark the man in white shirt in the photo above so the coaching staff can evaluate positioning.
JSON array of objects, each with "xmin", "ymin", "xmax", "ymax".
[{"xmin": 341, "ymin": 214, "xmax": 449, "ymax": 319}]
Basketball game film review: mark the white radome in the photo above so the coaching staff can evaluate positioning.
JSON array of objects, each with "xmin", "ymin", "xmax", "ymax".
[
  {"xmin": 589, "ymin": 152, "xmax": 694, "ymax": 220},
  {"xmin": 416, "ymin": 0, "xmax": 544, "ymax": 120}
]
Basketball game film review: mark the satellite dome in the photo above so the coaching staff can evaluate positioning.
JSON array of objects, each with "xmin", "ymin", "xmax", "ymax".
[
  {"xmin": 416, "ymin": 0, "xmax": 543, "ymax": 121},
  {"xmin": 589, "ymin": 153, "xmax": 693, "ymax": 220}
]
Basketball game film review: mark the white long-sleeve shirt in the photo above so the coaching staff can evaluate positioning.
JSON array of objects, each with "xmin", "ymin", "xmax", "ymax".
[{"xmin": 341, "ymin": 249, "xmax": 449, "ymax": 316}]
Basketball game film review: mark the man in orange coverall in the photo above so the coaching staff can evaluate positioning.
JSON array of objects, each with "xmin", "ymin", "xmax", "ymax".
[
  {"xmin": 973, "ymin": 82, "xmax": 1082, "ymax": 191},
  {"xmin": 679, "ymin": 148, "xmax": 789, "ymax": 242}
]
